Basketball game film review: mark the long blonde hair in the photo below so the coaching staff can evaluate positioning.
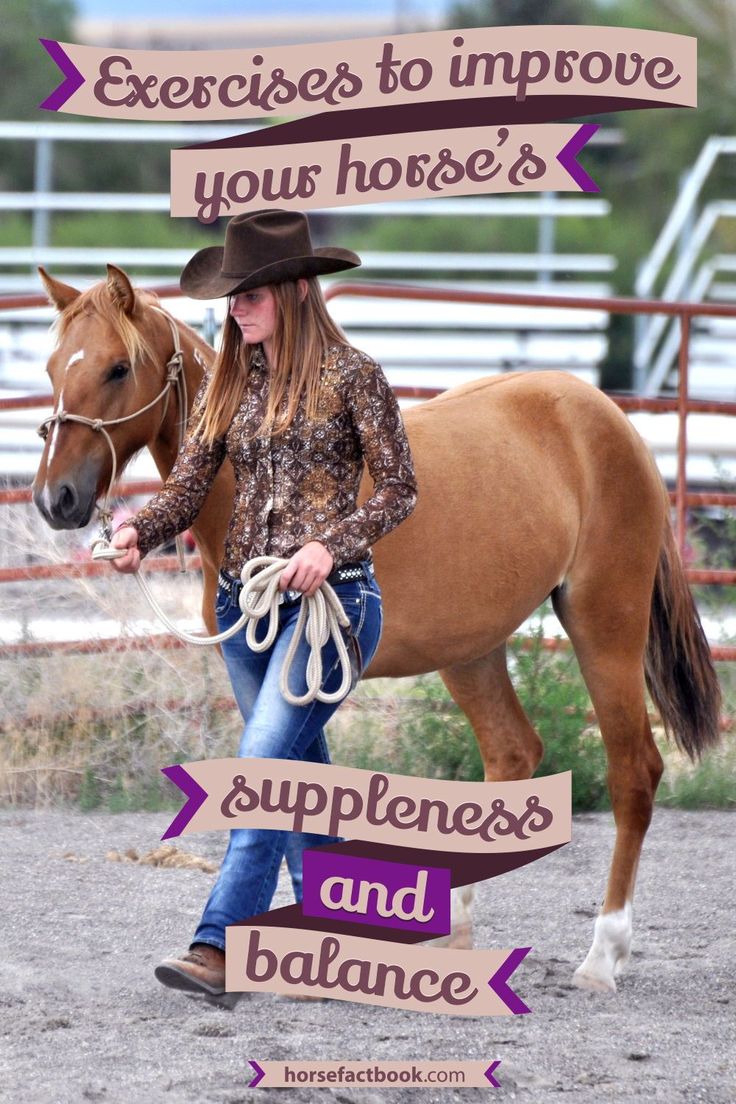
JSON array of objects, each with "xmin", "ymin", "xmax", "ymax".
[{"xmin": 194, "ymin": 278, "xmax": 349, "ymax": 444}]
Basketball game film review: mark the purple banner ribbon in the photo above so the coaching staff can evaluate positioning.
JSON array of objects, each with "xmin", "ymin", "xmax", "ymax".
[
  {"xmin": 556, "ymin": 122, "xmax": 600, "ymax": 192},
  {"xmin": 39, "ymin": 40, "xmax": 85, "ymax": 111},
  {"xmin": 160, "ymin": 765, "xmax": 208, "ymax": 840},
  {"xmin": 488, "ymin": 946, "xmax": 532, "ymax": 1014},
  {"xmin": 302, "ymin": 850, "xmax": 451, "ymax": 936},
  {"xmin": 248, "ymin": 1060, "xmax": 265, "ymax": 1087},
  {"xmin": 485, "ymin": 1061, "xmax": 502, "ymax": 1087}
]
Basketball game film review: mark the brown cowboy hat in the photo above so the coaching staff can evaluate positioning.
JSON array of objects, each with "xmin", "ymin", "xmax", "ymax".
[{"xmin": 179, "ymin": 209, "xmax": 361, "ymax": 300}]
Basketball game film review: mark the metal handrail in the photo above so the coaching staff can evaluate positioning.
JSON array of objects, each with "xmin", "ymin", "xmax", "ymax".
[
  {"xmin": 634, "ymin": 137, "xmax": 736, "ymax": 393},
  {"xmin": 636, "ymin": 136, "xmax": 736, "ymax": 298},
  {"xmin": 636, "ymin": 202, "xmax": 736, "ymax": 393}
]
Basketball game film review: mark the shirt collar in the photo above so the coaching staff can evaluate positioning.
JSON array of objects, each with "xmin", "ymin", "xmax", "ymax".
[
  {"xmin": 248, "ymin": 343, "xmax": 338, "ymax": 378},
  {"xmin": 249, "ymin": 345, "xmax": 267, "ymax": 372}
]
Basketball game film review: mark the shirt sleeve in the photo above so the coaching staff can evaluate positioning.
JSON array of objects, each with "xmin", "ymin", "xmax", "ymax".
[
  {"xmin": 314, "ymin": 355, "xmax": 418, "ymax": 566},
  {"xmin": 121, "ymin": 374, "xmax": 227, "ymax": 559}
]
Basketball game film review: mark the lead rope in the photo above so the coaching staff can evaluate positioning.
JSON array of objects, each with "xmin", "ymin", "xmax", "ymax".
[
  {"xmin": 73, "ymin": 312, "xmax": 353, "ymax": 704},
  {"xmin": 91, "ymin": 549, "xmax": 354, "ymax": 706}
]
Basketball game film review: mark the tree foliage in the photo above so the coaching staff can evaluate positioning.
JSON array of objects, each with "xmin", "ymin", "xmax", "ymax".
[
  {"xmin": 447, "ymin": 0, "xmax": 598, "ymax": 28},
  {"xmin": 0, "ymin": 0, "xmax": 172, "ymax": 197},
  {"xmin": 0, "ymin": 0, "xmax": 76, "ymax": 121},
  {"xmin": 0, "ymin": 0, "xmax": 76, "ymax": 190}
]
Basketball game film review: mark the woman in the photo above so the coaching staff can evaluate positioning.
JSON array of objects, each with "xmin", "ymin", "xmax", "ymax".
[{"xmin": 109, "ymin": 209, "xmax": 418, "ymax": 1003}]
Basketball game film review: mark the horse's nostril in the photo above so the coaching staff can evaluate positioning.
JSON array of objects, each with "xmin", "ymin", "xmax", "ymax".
[
  {"xmin": 57, "ymin": 483, "xmax": 79, "ymax": 518},
  {"xmin": 33, "ymin": 475, "xmax": 96, "ymax": 530}
]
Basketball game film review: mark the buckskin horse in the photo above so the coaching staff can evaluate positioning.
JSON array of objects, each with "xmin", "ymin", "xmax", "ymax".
[{"xmin": 33, "ymin": 265, "xmax": 721, "ymax": 993}]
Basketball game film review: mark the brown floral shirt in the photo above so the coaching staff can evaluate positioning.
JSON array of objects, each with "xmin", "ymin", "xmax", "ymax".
[{"xmin": 127, "ymin": 343, "xmax": 418, "ymax": 572}]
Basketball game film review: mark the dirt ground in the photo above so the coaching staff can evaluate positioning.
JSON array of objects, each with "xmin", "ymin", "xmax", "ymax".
[{"xmin": 1, "ymin": 806, "xmax": 734, "ymax": 1104}]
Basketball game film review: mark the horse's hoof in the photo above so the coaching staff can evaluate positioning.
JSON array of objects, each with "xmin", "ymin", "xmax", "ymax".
[
  {"xmin": 277, "ymin": 991, "xmax": 327, "ymax": 1002},
  {"xmin": 613, "ymin": 951, "xmax": 631, "ymax": 977},
  {"xmin": 573, "ymin": 904, "xmax": 631, "ymax": 994},
  {"xmin": 571, "ymin": 965, "xmax": 617, "ymax": 993},
  {"xmin": 424, "ymin": 922, "xmax": 474, "ymax": 950},
  {"xmin": 446, "ymin": 921, "xmax": 473, "ymax": 950}
]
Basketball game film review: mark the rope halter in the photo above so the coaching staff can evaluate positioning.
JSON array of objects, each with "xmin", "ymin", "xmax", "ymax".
[{"xmin": 37, "ymin": 307, "xmax": 189, "ymax": 549}]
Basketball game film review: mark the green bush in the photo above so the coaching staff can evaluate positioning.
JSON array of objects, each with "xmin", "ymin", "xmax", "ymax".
[
  {"xmin": 656, "ymin": 745, "xmax": 736, "ymax": 810},
  {"xmin": 334, "ymin": 676, "xmax": 483, "ymax": 782},
  {"xmin": 340, "ymin": 612, "xmax": 610, "ymax": 812},
  {"xmin": 78, "ymin": 766, "xmax": 102, "ymax": 812},
  {"xmin": 391, "ymin": 675, "xmax": 484, "ymax": 782}
]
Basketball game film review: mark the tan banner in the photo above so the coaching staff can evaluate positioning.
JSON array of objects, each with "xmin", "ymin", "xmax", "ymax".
[
  {"xmin": 161, "ymin": 758, "xmax": 571, "ymax": 854},
  {"xmin": 41, "ymin": 26, "xmax": 696, "ymax": 120},
  {"xmin": 227, "ymin": 925, "xmax": 531, "ymax": 1016},
  {"xmin": 246, "ymin": 1059, "xmax": 503, "ymax": 1088},
  {"xmin": 171, "ymin": 122, "xmax": 598, "ymax": 219}
]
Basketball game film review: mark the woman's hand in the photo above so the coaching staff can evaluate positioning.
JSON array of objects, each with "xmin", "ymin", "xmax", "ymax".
[
  {"xmin": 279, "ymin": 541, "xmax": 334, "ymax": 597},
  {"xmin": 109, "ymin": 526, "xmax": 141, "ymax": 574}
]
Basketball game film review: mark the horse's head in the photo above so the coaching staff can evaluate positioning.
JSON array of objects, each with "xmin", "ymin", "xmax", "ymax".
[{"xmin": 33, "ymin": 265, "xmax": 175, "ymax": 530}]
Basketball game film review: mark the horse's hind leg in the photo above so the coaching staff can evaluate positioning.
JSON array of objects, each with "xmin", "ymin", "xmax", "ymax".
[
  {"xmin": 428, "ymin": 646, "xmax": 544, "ymax": 949},
  {"xmin": 553, "ymin": 567, "xmax": 664, "ymax": 992}
]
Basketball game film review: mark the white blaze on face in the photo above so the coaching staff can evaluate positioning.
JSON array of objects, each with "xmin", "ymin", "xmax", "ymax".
[{"xmin": 47, "ymin": 349, "xmax": 84, "ymax": 467}]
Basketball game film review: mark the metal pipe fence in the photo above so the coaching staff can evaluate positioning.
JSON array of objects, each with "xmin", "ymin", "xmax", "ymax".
[{"xmin": 1, "ymin": 280, "xmax": 735, "ymax": 660}]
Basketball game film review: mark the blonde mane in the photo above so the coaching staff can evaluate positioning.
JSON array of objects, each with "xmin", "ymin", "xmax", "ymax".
[{"xmin": 53, "ymin": 283, "xmax": 161, "ymax": 373}]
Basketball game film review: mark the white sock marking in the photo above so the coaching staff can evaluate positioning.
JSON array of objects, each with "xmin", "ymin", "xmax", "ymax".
[{"xmin": 574, "ymin": 902, "xmax": 632, "ymax": 991}]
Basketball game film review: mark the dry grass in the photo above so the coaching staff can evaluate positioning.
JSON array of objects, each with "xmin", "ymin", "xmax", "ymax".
[
  {"xmin": 1, "ymin": 497, "xmax": 241, "ymax": 807},
  {"xmin": 105, "ymin": 844, "xmax": 217, "ymax": 872}
]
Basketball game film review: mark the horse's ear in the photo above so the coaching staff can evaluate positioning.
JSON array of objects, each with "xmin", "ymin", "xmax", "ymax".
[
  {"xmin": 106, "ymin": 264, "xmax": 136, "ymax": 315},
  {"xmin": 38, "ymin": 266, "xmax": 80, "ymax": 311}
]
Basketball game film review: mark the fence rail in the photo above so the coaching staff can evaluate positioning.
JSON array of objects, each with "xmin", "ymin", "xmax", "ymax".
[
  {"xmin": 0, "ymin": 245, "xmax": 617, "ymax": 275},
  {"xmin": 325, "ymin": 282, "xmax": 736, "ymax": 567},
  {"xmin": 2, "ymin": 280, "xmax": 735, "ymax": 662}
]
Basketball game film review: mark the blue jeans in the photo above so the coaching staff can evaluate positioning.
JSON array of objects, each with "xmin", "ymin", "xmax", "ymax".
[{"xmin": 192, "ymin": 560, "xmax": 383, "ymax": 951}]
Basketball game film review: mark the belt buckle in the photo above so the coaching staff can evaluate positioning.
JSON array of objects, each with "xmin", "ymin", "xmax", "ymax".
[{"xmin": 279, "ymin": 587, "xmax": 302, "ymax": 604}]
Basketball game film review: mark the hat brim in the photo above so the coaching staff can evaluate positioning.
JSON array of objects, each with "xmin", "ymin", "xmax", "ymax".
[{"xmin": 180, "ymin": 246, "xmax": 361, "ymax": 300}]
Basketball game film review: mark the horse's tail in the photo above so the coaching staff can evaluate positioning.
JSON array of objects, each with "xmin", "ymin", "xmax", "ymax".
[{"xmin": 644, "ymin": 505, "xmax": 721, "ymax": 761}]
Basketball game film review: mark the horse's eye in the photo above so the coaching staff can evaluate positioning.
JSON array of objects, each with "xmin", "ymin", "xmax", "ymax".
[{"xmin": 107, "ymin": 362, "xmax": 130, "ymax": 382}]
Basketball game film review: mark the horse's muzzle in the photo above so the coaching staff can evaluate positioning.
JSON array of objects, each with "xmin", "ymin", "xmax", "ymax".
[{"xmin": 33, "ymin": 470, "xmax": 98, "ymax": 530}]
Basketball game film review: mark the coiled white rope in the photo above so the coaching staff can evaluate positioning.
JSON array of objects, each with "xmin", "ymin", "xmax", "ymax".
[{"xmin": 91, "ymin": 547, "xmax": 354, "ymax": 706}]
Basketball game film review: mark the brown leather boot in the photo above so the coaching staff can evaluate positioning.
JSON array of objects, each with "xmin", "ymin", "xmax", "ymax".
[{"xmin": 155, "ymin": 944, "xmax": 230, "ymax": 1001}]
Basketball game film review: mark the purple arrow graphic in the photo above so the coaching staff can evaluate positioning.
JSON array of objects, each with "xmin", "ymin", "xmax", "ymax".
[
  {"xmin": 160, "ymin": 765, "xmax": 208, "ymax": 840},
  {"xmin": 248, "ymin": 1061, "xmax": 265, "ymax": 1088},
  {"xmin": 488, "ymin": 947, "xmax": 532, "ymax": 1014},
  {"xmin": 39, "ymin": 40, "xmax": 85, "ymax": 112},
  {"xmin": 556, "ymin": 123, "xmax": 600, "ymax": 193},
  {"xmin": 484, "ymin": 1061, "xmax": 502, "ymax": 1087}
]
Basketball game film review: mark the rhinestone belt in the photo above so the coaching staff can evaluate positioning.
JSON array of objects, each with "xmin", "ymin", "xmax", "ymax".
[{"xmin": 218, "ymin": 559, "xmax": 374, "ymax": 605}]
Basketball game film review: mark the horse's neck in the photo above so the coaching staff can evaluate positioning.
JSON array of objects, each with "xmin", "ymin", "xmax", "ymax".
[{"xmin": 148, "ymin": 314, "xmax": 214, "ymax": 479}]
